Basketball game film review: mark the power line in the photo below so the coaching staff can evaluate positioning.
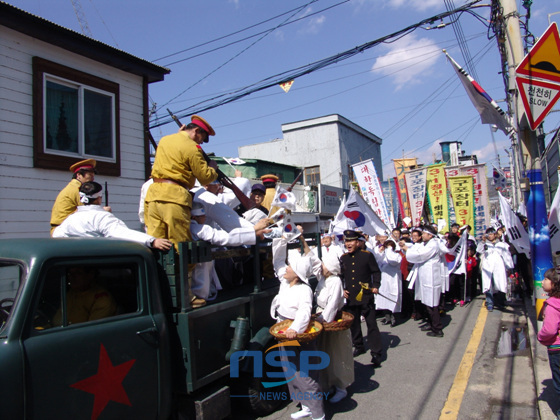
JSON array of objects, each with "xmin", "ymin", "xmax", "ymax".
[
  {"xmin": 155, "ymin": 0, "xmax": 319, "ymax": 113},
  {"xmin": 445, "ymin": 0, "xmax": 480, "ymax": 80},
  {"xmin": 159, "ymin": 0, "xmax": 350, "ymax": 67},
  {"xmin": 150, "ymin": 0, "xmax": 484, "ymax": 129}
]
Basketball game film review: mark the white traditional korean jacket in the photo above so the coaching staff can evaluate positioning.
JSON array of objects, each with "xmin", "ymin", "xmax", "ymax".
[
  {"xmin": 308, "ymin": 251, "xmax": 344, "ymax": 323},
  {"xmin": 190, "ymin": 220, "xmax": 256, "ymax": 299},
  {"xmin": 405, "ymin": 238, "xmax": 443, "ymax": 307},
  {"xmin": 476, "ymin": 240, "xmax": 514, "ymax": 293},
  {"xmin": 375, "ymin": 247, "xmax": 402, "ymax": 313},
  {"xmin": 53, "ymin": 205, "xmax": 154, "ymax": 246},
  {"xmin": 269, "ymin": 238, "xmax": 312, "ymax": 334}
]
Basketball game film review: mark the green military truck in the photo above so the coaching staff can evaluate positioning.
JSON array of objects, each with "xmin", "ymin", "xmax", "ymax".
[{"xmin": 0, "ymin": 236, "xmax": 318, "ymax": 419}]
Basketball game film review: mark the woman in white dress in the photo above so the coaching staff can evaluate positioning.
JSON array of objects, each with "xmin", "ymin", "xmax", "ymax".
[
  {"xmin": 311, "ymin": 249, "xmax": 354, "ymax": 403},
  {"xmin": 270, "ymin": 233, "xmax": 325, "ymax": 420}
]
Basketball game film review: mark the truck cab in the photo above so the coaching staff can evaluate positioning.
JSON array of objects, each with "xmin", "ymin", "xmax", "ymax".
[
  {"xmin": 0, "ymin": 239, "xmax": 173, "ymax": 419},
  {"xmin": 0, "ymin": 234, "xmax": 319, "ymax": 419}
]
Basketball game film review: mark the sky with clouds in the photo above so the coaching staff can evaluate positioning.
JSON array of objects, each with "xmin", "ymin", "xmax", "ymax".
[{"xmin": 8, "ymin": 0, "xmax": 559, "ymax": 180}]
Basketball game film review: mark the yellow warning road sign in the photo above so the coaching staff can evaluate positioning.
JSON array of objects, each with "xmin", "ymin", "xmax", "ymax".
[{"xmin": 516, "ymin": 22, "xmax": 560, "ymax": 84}]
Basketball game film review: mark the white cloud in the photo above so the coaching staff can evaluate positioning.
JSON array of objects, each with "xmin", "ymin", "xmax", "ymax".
[
  {"xmin": 393, "ymin": 0, "xmax": 443, "ymax": 12},
  {"xmin": 228, "ymin": 0, "xmax": 240, "ymax": 9},
  {"xmin": 356, "ymin": 0, "xmax": 442, "ymax": 12},
  {"xmin": 530, "ymin": 222, "xmax": 550, "ymax": 245},
  {"xmin": 472, "ymin": 138, "xmax": 509, "ymax": 164},
  {"xmin": 371, "ymin": 34, "xmax": 440, "ymax": 90},
  {"xmin": 298, "ymin": 14, "xmax": 326, "ymax": 35}
]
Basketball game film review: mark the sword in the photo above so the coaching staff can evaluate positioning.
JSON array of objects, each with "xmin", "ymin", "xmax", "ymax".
[{"xmin": 376, "ymin": 292, "xmax": 398, "ymax": 304}]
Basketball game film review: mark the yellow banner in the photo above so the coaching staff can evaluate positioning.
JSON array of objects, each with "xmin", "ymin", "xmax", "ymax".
[
  {"xmin": 392, "ymin": 158, "xmax": 417, "ymax": 218},
  {"xmin": 426, "ymin": 163, "xmax": 449, "ymax": 231},
  {"xmin": 448, "ymin": 175, "xmax": 475, "ymax": 229}
]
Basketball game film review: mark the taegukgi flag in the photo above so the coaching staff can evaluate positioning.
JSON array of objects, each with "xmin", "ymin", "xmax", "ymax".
[
  {"xmin": 271, "ymin": 186, "xmax": 297, "ymax": 212},
  {"xmin": 330, "ymin": 188, "xmax": 388, "ymax": 236},
  {"xmin": 445, "ymin": 50, "xmax": 512, "ymax": 135},
  {"xmin": 548, "ymin": 188, "xmax": 560, "ymax": 255},
  {"xmin": 278, "ymin": 212, "xmax": 300, "ymax": 241},
  {"xmin": 449, "ymin": 229, "xmax": 468, "ymax": 276},
  {"xmin": 498, "ymin": 192, "xmax": 530, "ymax": 258},
  {"xmin": 329, "ymin": 193, "xmax": 348, "ymax": 234},
  {"xmin": 223, "ymin": 157, "xmax": 246, "ymax": 165},
  {"xmin": 492, "ymin": 167, "xmax": 507, "ymax": 190}
]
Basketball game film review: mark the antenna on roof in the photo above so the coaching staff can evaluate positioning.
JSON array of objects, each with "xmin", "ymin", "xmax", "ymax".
[{"xmin": 70, "ymin": 0, "xmax": 92, "ymax": 37}]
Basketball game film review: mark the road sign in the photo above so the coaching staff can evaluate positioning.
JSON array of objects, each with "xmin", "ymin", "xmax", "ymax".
[
  {"xmin": 516, "ymin": 76, "xmax": 560, "ymax": 130},
  {"xmin": 516, "ymin": 22, "xmax": 560, "ymax": 84}
]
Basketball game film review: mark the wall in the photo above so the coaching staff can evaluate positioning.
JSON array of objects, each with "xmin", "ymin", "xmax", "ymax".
[
  {"xmin": 0, "ymin": 26, "xmax": 147, "ymax": 237},
  {"xmin": 238, "ymin": 114, "xmax": 382, "ymax": 189}
]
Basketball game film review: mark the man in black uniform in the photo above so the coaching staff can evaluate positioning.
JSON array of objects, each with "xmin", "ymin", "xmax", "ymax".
[{"xmin": 340, "ymin": 229, "xmax": 383, "ymax": 367}]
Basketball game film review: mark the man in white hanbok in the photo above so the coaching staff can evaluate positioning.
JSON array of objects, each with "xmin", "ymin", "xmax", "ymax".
[
  {"xmin": 314, "ymin": 234, "xmax": 344, "ymax": 259},
  {"xmin": 373, "ymin": 240, "xmax": 402, "ymax": 327},
  {"xmin": 54, "ymin": 182, "xmax": 172, "ymax": 251},
  {"xmin": 401, "ymin": 225, "xmax": 445, "ymax": 337},
  {"xmin": 476, "ymin": 227, "xmax": 514, "ymax": 311}
]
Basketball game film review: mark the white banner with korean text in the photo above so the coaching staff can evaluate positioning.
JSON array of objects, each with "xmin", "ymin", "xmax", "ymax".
[
  {"xmin": 404, "ymin": 167, "xmax": 427, "ymax": 227},
  {"xmin": 352, "ymin": 159, "xmax": 393, "ymax": 229}
]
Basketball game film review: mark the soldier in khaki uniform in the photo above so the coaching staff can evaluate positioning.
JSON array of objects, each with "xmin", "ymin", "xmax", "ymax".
[
  {"xmin": 50, "ymin": 159, "xmax": 101, "ymax": 236},
  {"xmin": 260, "ymin": 174, "xmax": 278, "ymax": 212},
  {"xmin": 145, "ymin": 115, "xmax": 218, "ymax": 249}
]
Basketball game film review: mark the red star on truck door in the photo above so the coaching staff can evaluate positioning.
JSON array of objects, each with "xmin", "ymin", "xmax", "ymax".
[{"xmin": 71, "ymin": 343, "xmax": 136, "ymax": 420}]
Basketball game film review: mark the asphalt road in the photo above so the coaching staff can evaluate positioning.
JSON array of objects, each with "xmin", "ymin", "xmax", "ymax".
[{"xmin": 234, "ymin": 295, "xmax": 538, "ymax": 420}]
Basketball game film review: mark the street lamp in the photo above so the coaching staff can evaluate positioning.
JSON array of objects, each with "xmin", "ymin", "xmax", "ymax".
[{"xmin": 548, "ymin": 11, "xmax": 560, "ymax": 25}]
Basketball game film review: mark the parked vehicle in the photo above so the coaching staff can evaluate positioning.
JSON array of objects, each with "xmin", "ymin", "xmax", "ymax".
[{"xmin": 0, "ymin": 235, "xmax": 319, "ymax": 419}]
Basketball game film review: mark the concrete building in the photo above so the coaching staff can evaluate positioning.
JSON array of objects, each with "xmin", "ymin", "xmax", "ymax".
[{"xmin": 238, "ymin": 114, "xmax": 383, "ymax": 189}]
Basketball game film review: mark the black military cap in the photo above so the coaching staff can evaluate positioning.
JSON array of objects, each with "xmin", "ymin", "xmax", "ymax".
[{"xmin": 343, "ymin": 230, "xmax": 360, "ymax": 240}]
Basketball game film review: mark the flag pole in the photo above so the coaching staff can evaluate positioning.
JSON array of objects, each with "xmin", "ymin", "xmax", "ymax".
[{"xmin": 224, "ymin": 158, "xmax": 236, "ymax": 170}]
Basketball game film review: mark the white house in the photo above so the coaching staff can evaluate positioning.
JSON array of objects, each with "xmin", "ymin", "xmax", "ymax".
[
  {"xmin": 0, "ymin": 2, "xmax": 169, "ymax": 238},
  {"xmin": 238, "ymin": 114, "xmax": 383, "ymax": 189}
]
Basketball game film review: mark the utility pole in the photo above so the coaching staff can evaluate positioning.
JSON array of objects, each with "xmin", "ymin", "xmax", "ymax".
[{"xmin": 498, "ymin": 0, "xmax": 551, "ymax": 312}]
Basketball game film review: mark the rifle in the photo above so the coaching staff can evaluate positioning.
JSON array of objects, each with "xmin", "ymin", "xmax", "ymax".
[
  {"xmin": 287, "ymin": 169, "xmax": 304, "ymax": 192},
  {"xmin": 104, "ymin": 181, "xmax": 109, "ymax": 207},
  {"xmin": 164, "ymin": 110, "xmax": 256, "ymax": 212}
]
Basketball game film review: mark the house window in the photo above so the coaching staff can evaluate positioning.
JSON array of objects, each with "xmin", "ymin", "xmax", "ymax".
[
  {"xmin": 304, "ymin": 166, "xmax": 321, "ymax": 186},
  {"xmin": 33, "ymin": 57, "xmax": 120, "ymax": 176}
]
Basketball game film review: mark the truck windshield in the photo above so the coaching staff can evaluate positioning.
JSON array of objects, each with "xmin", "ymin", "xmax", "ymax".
[{"xmin": 0, "ymin": 262, "xmax": 23, "ymax": 332}]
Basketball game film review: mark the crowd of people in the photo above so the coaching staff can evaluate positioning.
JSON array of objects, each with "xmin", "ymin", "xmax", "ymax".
[
  {"xmin": 271, "ymin": 217, "xmax": 539, "ymax": 420},
  {"xmin": 47, "ymin": 114, "xmax": 559, "ymax": 420}
]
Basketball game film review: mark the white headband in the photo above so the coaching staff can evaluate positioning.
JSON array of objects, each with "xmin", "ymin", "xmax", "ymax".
[{"xmin": 79, "ymin": 191, "xmax": 102, "ymax": 204}]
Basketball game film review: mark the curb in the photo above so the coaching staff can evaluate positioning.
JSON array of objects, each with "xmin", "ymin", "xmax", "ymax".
[{"xmin": 524, "ymin": 296, "xmax": 556, "ymax": 420}]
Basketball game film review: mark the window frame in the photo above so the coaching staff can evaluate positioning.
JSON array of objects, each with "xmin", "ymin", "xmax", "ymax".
[
  {"xmin": 29, "ymin": 257, "xmax": 144, "ymax": 334},
  {"xmin": 0, "ymin": 260, "xmax": 26, "ymax": 336},
  {"xmin": 33, "ymin": 57, "xmax": 121, "ymax": 176},
  {"xmin": 304, "ymin": 165, "xmax": 321, "ymax": 186}
]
